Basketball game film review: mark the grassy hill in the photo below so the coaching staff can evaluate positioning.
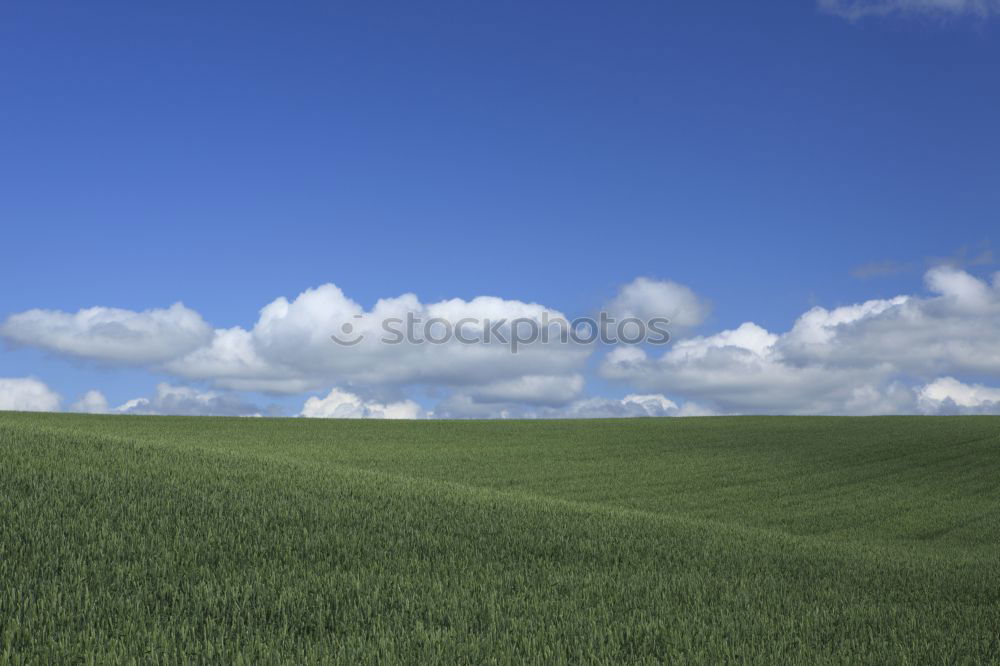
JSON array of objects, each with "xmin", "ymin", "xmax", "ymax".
[{"xmin": 1, "ymin": 412, "xmax": 998, "ymax": 663}]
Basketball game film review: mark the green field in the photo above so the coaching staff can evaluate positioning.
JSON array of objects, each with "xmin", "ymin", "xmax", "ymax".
[{"xmin": 1, "ymin": 412, "xmax": 998, "ymax": 663}]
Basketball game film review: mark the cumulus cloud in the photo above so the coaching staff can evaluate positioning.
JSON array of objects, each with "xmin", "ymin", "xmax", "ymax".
[
  {"xmin": 779, "ymin": 267, "xmax": 1000, "ymax": 375},
  {"xmin": 162, "ymin": 326, "xmax": 314, "ymax": 394},
  {"xmin": 0, "ymin": 377, "xmax": 61, "ymax": 412},
  {"xmin": 604, "ymin": 277, "xmax": 709, "ymax": 330},
  {"xmin": 0, "ymin": 303, "xmax": 212, "ymax": 365},
  {"xmin": 555, "ymin": 394, "xmax": 714, "ymax": 418},
  {"xmin": 115, "ymin": 383, "xmax": 265, "ymax": 417},
  {"xmin": 819, "ymin": 0, "xmax": 1000, "ymax": 19},
  {"xmin": 2, "ymin": 282, "xmax": 637, "ymax": 416},
  {"xmin": 300, "ymin": 388, "xmax": 423, "ymax": 419},
  {"xmin": 463, "ymin": 374, "xmax": 585, "ymax": 406},
  {"xmin": 2, "ymin": 277, "xmax": 712, "ymax": 414},
  {"xmin": 70, "ymin": 389, "xmax": 110, "ymax": 414},
  {"xmin": 10, "ymin": 269, "xmax": 1000, "ymax": 417},
  {"xmin": 164, "ymin": 284, "xmax": 592, "ymax": 394},
  {"xmin": 602, "ymin": 266, "xmax": 1000, "ymax": 415},
  {"xmin": 917, "ymin": 377, "xmax": 1000, "ymax": 414},
  {"xmin": 432, "ymin": 391, "xmax": 711, "ymax": 419},
  {"xmin": 602, "ymin": 327, "xmax": 911, "ymax": 415},
  {"xmin": 1, "ymin": 283, "xmax": 598, "ymax": 401}
]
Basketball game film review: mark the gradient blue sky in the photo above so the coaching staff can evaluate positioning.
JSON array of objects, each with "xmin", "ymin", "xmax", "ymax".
[{"xmin": 2, "ymin": 1, "xmax": 999, "ymax": 417}]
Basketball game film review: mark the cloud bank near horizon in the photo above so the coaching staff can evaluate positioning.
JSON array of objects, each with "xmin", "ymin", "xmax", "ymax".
[{"xmin": 3, "ymin": 267, "xmax": 1000, "ymax": 418}]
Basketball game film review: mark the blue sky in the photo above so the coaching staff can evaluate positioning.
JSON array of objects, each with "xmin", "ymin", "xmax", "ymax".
[{"xmin": 2, "ymin": 0, "xmax": 999, "ymax": 417}]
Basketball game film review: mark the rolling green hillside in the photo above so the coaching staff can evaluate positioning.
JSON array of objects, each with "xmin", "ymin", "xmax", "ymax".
[{"xmin": 1, "ymin": 413, "xmax": 998, "ymax": 663}]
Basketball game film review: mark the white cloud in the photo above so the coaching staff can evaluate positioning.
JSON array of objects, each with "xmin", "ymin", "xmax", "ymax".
[
  {"xmin": 0, "ymin": 303, "xmax": 212, "ymax": 365},
  {"xmin": 163, "ymin": 326, "xmax": 314, "ymax": 394},
  {"xmin": 432, "ymin": 391, "xmax": 711, "ymax": 419},
  {"xmin": 0, "ymin": 377, "xmax": 60, "ymax": 412},
  {"xmin": 547, "ymin": 394, "xmax": 700, "ymax": 418},
  {"xmin": 602, "ymin": 266, "xmax": 1000, "ymax": 415},
  {"xmin": 463, "ymin": 374, "xmax": 585, "ymax": 406},
  {"xmin": 9, "ymin": 269, "xmax": 1000, "ymax": 418},
  {"xmin": 779, "ymin": 267, "xmax": 1000, "ymax": 375},
  {"xmin": 165, "ymin": 284, "xmax": 591, "ymax": 394},
  {"xmin": 1, "ymin": 279, "xmax": 711, "ymax": 416},
  {"xmin": 781, "ymin": 297, "xmax": 908, "ymax": 350},
  {"xmin": 924, "ymin": 264, "xmax": 995, "ymax": 311},
  {"xmin": 300, "ymin": 388, "xmax": 423, "ymax": 419},
  {"xmin": 565, "ymin": 393, "xmax": 715, "ymax": 418},
  {"xmin": 115, "ymin": 383, "xmax": 264, "ymax": 417},
  {"xmin": 668, "ymin": 322, "xmax": 779, "ymax": 359},
  {"xmin": 1, "ymin": 284, "xmax": 595, "ymax": 400},
  {"xmin": 603, "ymin": 329, "xmax": 908, "ymax": 415},
  {"xmin": 71, "ymin": 389, "xmax": 110, "ymax": 414},
  {"xmin": 917, "ymin": 377, "xmax": 1000, "ymax": 414},
  {"xmin": 819, "ymin": 0, "xmax": 1000, "ymax": 19},
  {"xmin": 1, "ymin": 283, "xmax": 609, "ymax": 416},
  {"xmin": 604, "ymin": 277, "xmax": 709, "ymax": 330}
]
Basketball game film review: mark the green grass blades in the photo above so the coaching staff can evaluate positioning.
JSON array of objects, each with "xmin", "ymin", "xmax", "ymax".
[{"xmin": 1, "ymin": 413, "xmax": 999, "ymax": 663}]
